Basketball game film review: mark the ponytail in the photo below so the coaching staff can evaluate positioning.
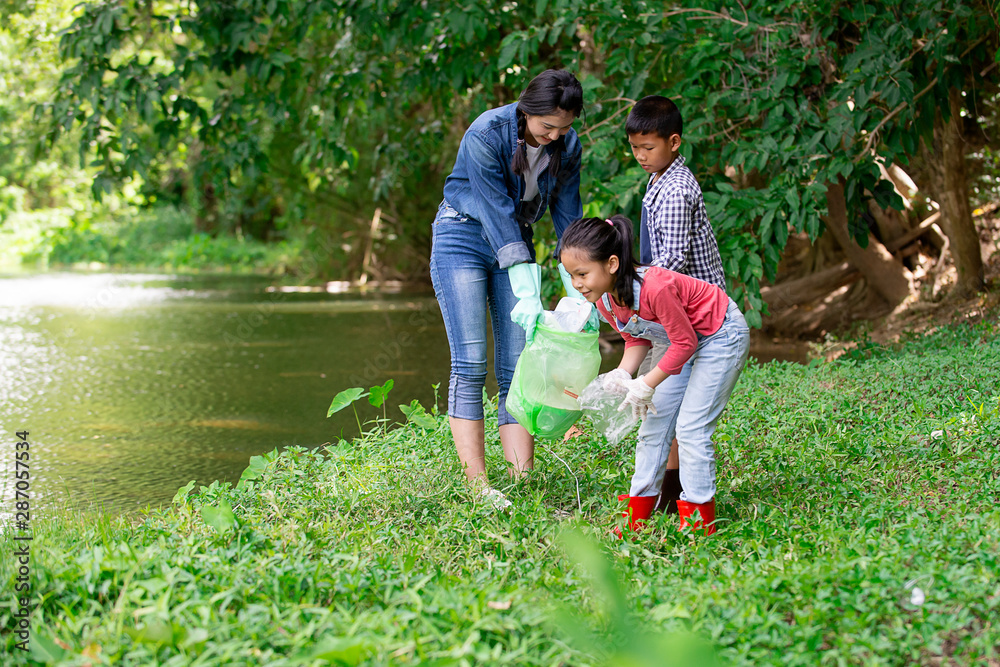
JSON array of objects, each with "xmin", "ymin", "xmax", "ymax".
[
  {"xmin": 560, "ymin": 215, "xmax": 642, "ymax": 307},
  {"xmin": 511, "ymin": 69, "xmax": 584, "ymax": 179}
]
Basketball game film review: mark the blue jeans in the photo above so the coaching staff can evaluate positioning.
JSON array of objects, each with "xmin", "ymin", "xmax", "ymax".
[
  {"xmin": 630, "ymin": 300, "xmax": 750, "ymax": 503},
  {"xmin": 429, "ymin": 201, "xmax": 525, "ymax": 426}
]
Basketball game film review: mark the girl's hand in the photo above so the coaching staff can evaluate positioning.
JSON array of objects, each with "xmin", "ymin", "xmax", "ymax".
[
  {"xmin": 601, "ymin": 368, "xmax": 632, "ymax": 394},
  {"xmin": 618, "ymin": 375, "xmax": 657, "ymax": 420}
]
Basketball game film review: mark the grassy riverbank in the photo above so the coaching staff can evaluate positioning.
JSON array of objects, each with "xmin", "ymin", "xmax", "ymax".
[
  {"xmin": 0, "ymin": 207, "xmax": 298, "ymax": 274},
  {"xmin": 3, "ymin": 315, "xmax": 1000, "ymax": 666}
]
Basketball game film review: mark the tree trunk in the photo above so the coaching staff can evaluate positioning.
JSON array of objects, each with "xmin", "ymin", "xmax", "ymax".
[
  {"xmin": 866, "ymin": 198, "xmax": 907, "ymax": 246},
  {"xmin": 933, "ymin": 88, "xmax": 985, "ymax": 297},
  {"xmin": 823, "ymin": 180, "xmax": 912, "ymax": 307}
]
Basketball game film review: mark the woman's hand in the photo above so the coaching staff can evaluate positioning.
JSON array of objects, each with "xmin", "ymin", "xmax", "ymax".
[{"xmin": 508, "ymin": 263, "xmax": 543, "ymax": 343}]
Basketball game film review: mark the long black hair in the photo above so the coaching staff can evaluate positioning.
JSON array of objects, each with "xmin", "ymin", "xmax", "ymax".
[
  {"xmin": 512, "ymin": 69, "xmax": 583, "ymax": 179},
  {"xmin": 560, "ymin": 215, "xmax": 642, "ymax": 307}
]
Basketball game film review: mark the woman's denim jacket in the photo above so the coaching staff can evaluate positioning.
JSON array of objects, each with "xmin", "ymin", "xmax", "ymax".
[{"xmin": 441, "ymin": 102, "xmax": 583, "ymax": 269}]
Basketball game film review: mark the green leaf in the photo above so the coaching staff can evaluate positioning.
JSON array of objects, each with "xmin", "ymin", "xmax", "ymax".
[
  {"xmin": 784, "ymin": 189, "xmax": 799, "ymax": 213},
  {"xmin": 498, "ymin": 34, "xmax": 521, "ymax": 68},
  {"xmin": 237, "ymin": 455, "xmax": 268, "ymax": 489},
  {"xmin": 771, "ymin": 71, "xmax": 789, "ymax": 93},
  {"xmin": 400, "ymin": 400, "xmax": 437, "ymax": 429},
  {"xmin": 307, "ymin": 636, "xmax": 372, "ymax": 664},
  {"xmin": 870, "ymin": 179, "xmax": 903, "ymax": 211},
  {"xmin": 125, "ymin": 620, "xmax": 175, "ymax": 645},
  {"xmin": 650, "ymin": 602, "xmax": 692, "ymax": 621},
  {"xmin": 806, "ymin": 131, "xmax": 825, "ymax": 152},
  {"xmin": 172, "ymin": 480, "xmax": 196, "ymax": 505},
  {"xmin": 29, "ymin": 634, "xmax": 67, "ymax": 662},
  {"xmin": 201, "ymin": 498, "xmax": 236, "ymax": 533},
  {"xmin": 775, "ymin": 217, "xmax": 790, "ymax": 246},
  {"xmin": 758, "ymin": 209, "xmax": 776, "ymax": 242},
  {"xmin": 368, "ymin": 379, "xmax": 394, "ymax": 408},
  {"xmin": 328, "ymin": 387, "xmax": 367, "ymax": 417}
]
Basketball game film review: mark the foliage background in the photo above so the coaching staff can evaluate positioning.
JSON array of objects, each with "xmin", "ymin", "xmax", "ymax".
[{"xmin": 2, "ymin": 1, "xmax": 999, "ymax": 325}]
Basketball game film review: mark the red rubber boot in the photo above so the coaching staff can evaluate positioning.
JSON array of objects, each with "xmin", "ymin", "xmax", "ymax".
[
  {"xmin": 677, "ymin": 498, "xmax": 717, "ymax": 536},
  {"xmin": 613, "ymin": 494, "xmax": 658, "ymax": 539}
]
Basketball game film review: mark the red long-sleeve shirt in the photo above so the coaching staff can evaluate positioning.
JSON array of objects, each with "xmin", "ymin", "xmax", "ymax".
[{"xmin": 596, "ymin": 267, "xmax": 729, "ymax": 376}]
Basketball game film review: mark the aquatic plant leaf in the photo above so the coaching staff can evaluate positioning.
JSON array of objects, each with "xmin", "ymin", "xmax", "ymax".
[
  {"xmin": 368, "ymin": 379, "xmax": 394, "ymax": 408},
  {"xmin": 327, "ymin": 387, "xmax": 367, "ymax": 416}
]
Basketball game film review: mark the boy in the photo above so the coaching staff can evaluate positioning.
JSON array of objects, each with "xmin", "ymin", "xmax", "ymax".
[
  {"xmin": 624, "ymin": 95, "xmax": 727, "ymax": 514},
  {"xmin": 626, "ymin": 95, "xmax": 726, "ymax": 288}
]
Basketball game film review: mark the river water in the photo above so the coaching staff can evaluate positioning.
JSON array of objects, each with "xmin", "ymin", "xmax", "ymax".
[{"xmin": 0, "ymin": 272, "xmax": 808, "ymax": 517}]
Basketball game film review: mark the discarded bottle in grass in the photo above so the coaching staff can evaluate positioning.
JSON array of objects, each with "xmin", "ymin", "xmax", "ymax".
[{"xmin": 507, "ymin": 321, "xmax": 601, "ymax": 438}]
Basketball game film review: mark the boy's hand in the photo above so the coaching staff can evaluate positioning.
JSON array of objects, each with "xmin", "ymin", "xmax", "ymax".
[{"xmin": 618, "ymin": 375, "xmax": 657, "ymax": 420}]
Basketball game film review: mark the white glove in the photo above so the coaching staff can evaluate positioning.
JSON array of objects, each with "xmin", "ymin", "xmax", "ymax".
[
  {"xmin": 601, "ymin": 368, "xmax": 632, "ymax": 394},
  {"xmin": 618, "ymin": 375, "xmax": 657, "ymax": 420}
]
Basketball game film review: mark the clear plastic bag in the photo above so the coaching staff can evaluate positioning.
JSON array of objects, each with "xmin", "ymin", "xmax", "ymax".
[
  {"xmin": 578, "ymin": 372, "xmax": 639, "ymax": 445},
  {"xmin": 506, "ymin": 322, "xmax": 601, "ymax": 439}
]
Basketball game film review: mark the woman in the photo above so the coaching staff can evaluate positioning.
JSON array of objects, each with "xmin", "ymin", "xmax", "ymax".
[{"xmin": 429, "ymin": 69, "xmax": 584, "ymax": 507}]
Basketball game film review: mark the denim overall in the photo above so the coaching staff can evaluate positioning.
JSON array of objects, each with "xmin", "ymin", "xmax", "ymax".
[
  {"xmin": 604, "ymin": 270, "xmax": 750, "ymax": 503},
  {"xmin": 601, "ymin": 268, "xmax": 671, "ymax": 345}
]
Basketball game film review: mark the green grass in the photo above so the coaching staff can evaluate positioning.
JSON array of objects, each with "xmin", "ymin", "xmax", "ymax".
[
  {"xmin": 2, "ymin": 316, "xmax": 1000, "ymax": 665},
  {"xmin": 0, "ymin": 206, "xmax": 300, "ymax": 273}
]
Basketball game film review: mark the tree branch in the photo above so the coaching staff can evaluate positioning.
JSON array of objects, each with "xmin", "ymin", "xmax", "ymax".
[
  {"xmin": 854, "ymin": 76, "xmax": 937, "ymax": 162},
  {"xmin": 663, "ymin": 7, "xmax": 747, "ymax": 29},
  {"xmin": 578, "ymin": 97, "xmax": 637, "ymax": 140}
]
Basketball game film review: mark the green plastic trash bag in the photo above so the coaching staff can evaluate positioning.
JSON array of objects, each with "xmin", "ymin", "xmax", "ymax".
[{"xmin": 506, "ymin": 322, "xmax": 601, "ymax": 439}]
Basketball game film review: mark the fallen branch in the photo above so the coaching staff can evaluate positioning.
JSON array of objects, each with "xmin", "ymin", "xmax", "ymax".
[
  {"xmin": 760, "ymin": 261, "xmax": 859, "ymax": 310},
  {"xmin": 884, "ymin": 211, "xmax": 941, "ymax": 253}
]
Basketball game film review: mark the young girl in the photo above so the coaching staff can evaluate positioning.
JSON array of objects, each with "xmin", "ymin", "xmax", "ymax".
[
  {"xmin": 430, "ymin": 69, "xmax": 584, "ymax": 508},
  {"xmin": 559, "ymin": 215, "xmax": 750, "ymax": 535}
]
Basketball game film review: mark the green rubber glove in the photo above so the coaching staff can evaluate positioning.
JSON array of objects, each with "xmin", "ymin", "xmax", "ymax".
[
  {"xmin": 508, "ymin": 262, "xmax": 543, "ymax": 343},
  {"xmin": 558, "ymin": 262, "xmax": 602, "ymax": 332}
]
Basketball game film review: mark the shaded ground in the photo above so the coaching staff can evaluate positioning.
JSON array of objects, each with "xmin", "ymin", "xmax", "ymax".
[{"xmin": 770, "ymin": 208, "xmax": 1000, "ymax": 359}]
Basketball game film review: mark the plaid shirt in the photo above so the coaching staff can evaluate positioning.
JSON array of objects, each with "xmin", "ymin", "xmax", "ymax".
[{"xmin": 640, "ymin": 155, "xmax": 726, "ymax": 290}]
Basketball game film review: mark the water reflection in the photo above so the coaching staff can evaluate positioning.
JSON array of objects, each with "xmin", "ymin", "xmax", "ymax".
[{"xmin": 0, "ymin": 273, "xmax": 455, "ymax": 516}]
